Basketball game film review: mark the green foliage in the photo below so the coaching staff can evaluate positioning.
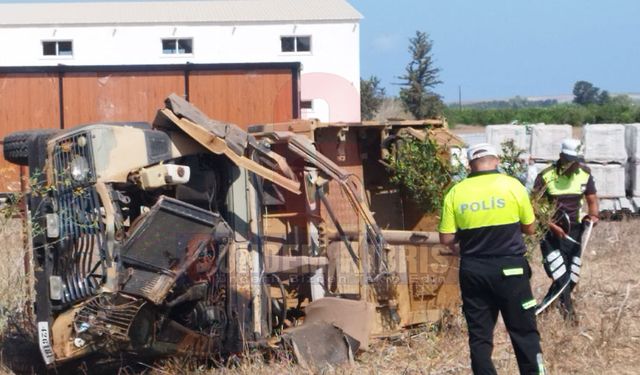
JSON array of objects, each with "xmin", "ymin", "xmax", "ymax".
[
  {"xmin": 385, "ymin": 137, "xmax": 462, "ymax": 213},
  {"xmin": 573, "ymin": 80, "xmax": 602, "ymax": 105},
  {"xmin": 0, "ymin": 171, "xmax": 54, "ymax": 238},
  {"xmin": 452, "ymin": 96, "xmax": 558, "ymax": 110},
  {"xmin": 498, "ymin": 139, "xmax": 527, "ymax": 180},
  {"xmin": 398, "ymin": 31, "xmax": 444, "ymax": 119},
  {"xmin": 591, "ymin": 95, "xmax": 637, "ymax": 123},
  {"xmin": 526, "ymin": 186, "xmax": 558, "ymax": 258},
  {"xmin": 446, "ymin": 97, "xmax": 640, "ymax": 126},
  {"xmin": 385, "ymin": 137, "xmax": 555, "ymax": 257},
  {"xmin": 598, "ymin": 90, "xmax": 611, "ymax": 105},
  {"xmin": 360, "ymin": 76, "xmax": 386, "ymax": 121},
  {"xmin": 491, "ymin": 139, "xmax": 554, "ymax": 257},
  {"xmin": 572, "ymin": 80, "xmax": 611, "ymax": 106}
]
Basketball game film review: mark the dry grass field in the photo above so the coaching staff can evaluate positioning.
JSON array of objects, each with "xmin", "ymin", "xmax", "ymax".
[
  {"xmin": 1, "ymin": 220, "xmax": 638, "ymax": 374},
  {"xmin": 0, "ymin": 217, "xmax": 30, "ymax": 336}
]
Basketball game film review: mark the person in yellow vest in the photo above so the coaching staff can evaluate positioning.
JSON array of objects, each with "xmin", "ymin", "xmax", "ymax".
[
  {"xmin": 533, "ymin": 138, "xmax": 599, "ymax": 320},
  {"xmin": 439, "ymin": 143, "xmax": 545, "ymax": 375}
]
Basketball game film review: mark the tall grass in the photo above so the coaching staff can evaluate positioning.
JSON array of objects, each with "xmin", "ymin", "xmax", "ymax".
[
  {"xmin": 1, "ymin": 216, "xmax": 637, "ymax": 374},
  {"xmin": 141, "ymin": 221, "xmax": 640, "ymax": 374},
  {"xmin": 0, "ymin": 215, "xmax": 31, "ymax": 336}
]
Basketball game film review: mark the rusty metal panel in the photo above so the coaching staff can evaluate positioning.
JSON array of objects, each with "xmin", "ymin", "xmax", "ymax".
[
  {"xmin": 303, "ymin": 297, "xmax": 375, "ymax": 349},
  {"xmin": 315, "ymin": 128, "xmax": 364, "ymax": 233},
  {"xmin": 62, "ymin": 71, "xmax": 185, "ymax": 127},
  {"xmin": 281, "ymin": 321, "xmax": 357, "ymax": 372},
  {"xmin": 368, "ymin": 188, "xmax": 405, "ymax": 229},
  {"xmin": 402, "ymin": 200, "xmax": 441, "ymax": 232},
  {"xmin": 259, "ymin": 143, "xmax": 309, "ymax": 258},
  {"xmin": 188, "ymin": 69, "xmax": 294, "ymax": 129},
  {"xmin": 404, "ymin": 244, "xmax": 460, "ymax": 317},
  {"xmin": 327, "ymin": 240, "xmax": 361, "ymax": 295}
]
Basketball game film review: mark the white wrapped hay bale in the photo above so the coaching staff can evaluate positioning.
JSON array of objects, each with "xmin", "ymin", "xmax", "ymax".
[
  {"xmin": 530, "ymin": 124, "xmax": 572, "ymax": 161},
  {"xmin": 534, "ymin": 162, "xmax": 552, "ymax": 172},
  {"xmin": 627, "ymin": 161, "xmax": 640, "ymax": 197},
  {"xmin": 583, "ymin": 124, "xmax": 627, "ymax": 163},
  {"xmin": 457, "ymin": 132, "xmax": 487, "ymax": 146},
  {"xmin": 530, "ymin": 162, "xmax": 552, "ymax": 186},
  {"xmin": 588, "ymin": 163, "xmax": 626, "ymax": 198},
  {"xmin": 450, "ymin": 146, "xmax": 469, "ymax": 168},
  {"xmin": 521, "ymin": 162, "xmax": 551, "ymax": 191},
  {"xmin": 485, "ymin": 125, "xmax": 528, "ymax": 154},
  {"xmin": 624, "ymin": 123, "xmax": 640, "ymax": 161}
]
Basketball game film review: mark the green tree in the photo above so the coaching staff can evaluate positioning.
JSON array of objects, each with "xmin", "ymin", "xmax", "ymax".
[
  {"xmin": 498, "ymin": 139, "xmax": 527, "ymax": 180},
  {"xmin": 398, "ymin": 31, "xmax": 443, "ymax": 119},
  {"xmin": 597, "ymin": 90, "xmax": 611, "ymax": 105},
  {"xmin": 593, "ymin": 95, "xmax": 635, "ymax": 123},
  {"xmin": 360, "ymin": 76, "xmax": 386, "ymax": 121},
  {"xmin": 573, "ymin": 80, "xmax": 601, "ymax": 105},
  {"xmin": 385, "ymin": 137, "xmax": 460, "ymax": 212}
]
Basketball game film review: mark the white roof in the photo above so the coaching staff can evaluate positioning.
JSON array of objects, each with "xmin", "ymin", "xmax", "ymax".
[{"xmin": 0, "ymin": 0, "xmax": 362, "ymax": 26}]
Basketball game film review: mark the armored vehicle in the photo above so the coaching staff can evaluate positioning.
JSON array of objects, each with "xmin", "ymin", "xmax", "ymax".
[{"xmin": 2, "ymin": 95, "xmax": 461, "ymax": 370}]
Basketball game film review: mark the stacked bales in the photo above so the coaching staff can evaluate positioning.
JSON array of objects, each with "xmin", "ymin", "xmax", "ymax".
[
  {"xmin": 485, "ymin": 125, "xmax": 532, "ymax": 188},
  {"xmin": 534, "ymin": 162, "xmax": 553, "ymax": 174},
  {"xmin": 588, "ymin": 164, "xmax": 626, "ymax": 198},
  {"xmin": 485, "ymin": 125, "xmax": 528, "ymax": 153},
  {"xmin": 625, "ymin": 124, "xmax": 640, "ymax": 198},
  {"xmin": 583, "ymin": 124, "xmax": 627, "ymax": 164},
  {"xmin": 476, "ymin": 123, "xmax": 640, "ymax": 212},
  {"xmin": 582, "ymin": 124, "xmax": 630, "ymax": 211},
  {"xmin": 529, "ymin": 125, "xmax": 572, "ymax": 192},
  {"xmin": 530, "ymin": 124, "xmax": 572, "ymax": 162}
]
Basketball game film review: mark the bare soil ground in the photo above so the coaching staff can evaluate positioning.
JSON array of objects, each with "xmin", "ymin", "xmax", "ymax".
[{"xmin": 1, "ymin": 220, "xmax": 638, "ymax": 374}]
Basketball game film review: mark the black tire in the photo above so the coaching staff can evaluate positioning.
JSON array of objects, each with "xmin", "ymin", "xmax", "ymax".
[{"xmin": 3, "ymin": 130, "xmax": 58, "ymax": 166}]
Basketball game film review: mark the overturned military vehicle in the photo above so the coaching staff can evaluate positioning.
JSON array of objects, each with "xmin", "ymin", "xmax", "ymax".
[{"xmin": 3, "ymin": 95, "xmax": 460, "ymax": 370}]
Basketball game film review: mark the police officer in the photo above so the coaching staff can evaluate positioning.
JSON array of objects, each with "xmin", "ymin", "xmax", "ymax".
[
  {"xmin": 533, "ymin": 138, "xmax": 599, "ymax": 319},
  {"xmin": 439, "ymin": 143, "xmax": 545, "ymax": 375}
]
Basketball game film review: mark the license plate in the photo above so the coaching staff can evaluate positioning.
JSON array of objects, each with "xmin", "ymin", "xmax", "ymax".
[{"xmin": 38, "ymin": 321, "xmax": 55, "ymax": 365}]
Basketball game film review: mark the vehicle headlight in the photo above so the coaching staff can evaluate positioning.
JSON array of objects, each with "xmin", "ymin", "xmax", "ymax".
[{"xmin": 70, "ymin": 156, "xmax": 90, "ymax": 182}]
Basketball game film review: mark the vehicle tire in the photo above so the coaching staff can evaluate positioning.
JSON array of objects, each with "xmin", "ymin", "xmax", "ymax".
[{"xmin": 3, "ymin": 130, "xmax": 58, "ymax": 166}]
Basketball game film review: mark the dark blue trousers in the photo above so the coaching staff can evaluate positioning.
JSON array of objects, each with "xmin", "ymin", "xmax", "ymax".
[{"xmin": 460, "ymin": 256, "xmax": 544, "ymax": 375}]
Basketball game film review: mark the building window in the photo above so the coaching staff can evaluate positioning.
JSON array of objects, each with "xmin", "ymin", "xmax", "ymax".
[
  {"xmin": 162, "ymin": 38, "xmax": 193, "ymax": 55},
  {"xmin": 301, "ymin": 100, "xmax": 313, "ymax": 110},
  {"xmin": 42, "ymin": 41, "xmax": 73, "ymax": 56},
  {"xmin": 280, "ymin": 36, "xmax": 311, "ymax": 53}
]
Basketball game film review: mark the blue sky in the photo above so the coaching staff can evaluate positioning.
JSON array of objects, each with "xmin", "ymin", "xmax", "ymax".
[
  {"xmin": 2, "ymin": 0, "xmax": 639, "ymax": 102},
  {"xmin": 350, "ymin": 0, "xmax": 640, "ymax": 102}
]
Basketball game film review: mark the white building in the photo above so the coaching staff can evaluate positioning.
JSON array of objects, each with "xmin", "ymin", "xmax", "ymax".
[{"xmin": 0, "ymin": 0, "xmax": 362, "ymax": 122}]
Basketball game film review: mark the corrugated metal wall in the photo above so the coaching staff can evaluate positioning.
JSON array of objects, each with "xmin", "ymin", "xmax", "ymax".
[
  {"xmin": 189, "ymin": 69, "xmax": 294, "ymax": 127},
  {"xmin": 0, "ymin": 73, "xmax": 61, "ymax": 191},
  {"xmin": 62, "ymin": 71, "xmax": 186, "ymax": 126},
  {"xmin": 0, "ymin": 63, "xmax": 300, "ymax": 191}
]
